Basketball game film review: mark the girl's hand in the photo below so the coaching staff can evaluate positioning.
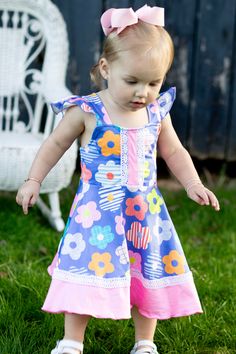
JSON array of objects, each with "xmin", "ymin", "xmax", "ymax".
[
  {"xmin": 187, "ymin": 183, "xmax": 220, "ymax": 211},
  {"xmin": 16, "ymin": 181, "xmax": 40, "ymax": 215}
]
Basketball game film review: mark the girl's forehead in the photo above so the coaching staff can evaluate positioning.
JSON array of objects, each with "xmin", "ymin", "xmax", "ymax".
[{"xmin": 114, "ymin": 49, "xmax": 168, "ymax": 78}]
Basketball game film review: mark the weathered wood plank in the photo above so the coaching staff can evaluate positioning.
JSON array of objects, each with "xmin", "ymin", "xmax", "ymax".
[
  {"xmin": 132, "ymin": 0, "xmax": 157, "ymax": 9},
  {"xmin": 188, "ymin": 0, "xmax": 236, "ymax": 159},
  {"xmin": 226, "ymin": 12, "xmax": 236, "ymax": 161},
  {"xmin": 106, "ymin": 0, "xmax": 197, "ymax": 146},
  {"xmin": 51, "ymin": 0, "xmax": 236, "ymax": 161},
  {"xmin": 52, "ymin": 0, "xmax": 103, "ymax": 95},
  {"xmin": 157, "ymin": 0, "xmax": 197, "ymax": 146},
  {"xmin": 106, "ymin": 0, "xmax": 130, "ymax": 8}
]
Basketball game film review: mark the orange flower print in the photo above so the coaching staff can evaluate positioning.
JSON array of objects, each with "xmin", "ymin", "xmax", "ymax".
[
  {"xmin": 81, "ymin": 162, "xmax": 92, "ymax": 183},
  {"xmin": 98, "ymin": 130, "xmax": 120, "ymax": 156},
  {"xmin": 125, "ymin": 195, "xmax": 148, "ymax": 221},
  {"xmin": 88, "ymin": 252, "xmax": 114, "ymax": 277},
  {"xmin": 162, "ymin": 250, "xmax": 185, "ymax": 275}
]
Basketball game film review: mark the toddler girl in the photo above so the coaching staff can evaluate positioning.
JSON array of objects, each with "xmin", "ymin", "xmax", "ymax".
[{"xmin": 16, "ymin": 5, "xmax": 220, "ymax": 354}]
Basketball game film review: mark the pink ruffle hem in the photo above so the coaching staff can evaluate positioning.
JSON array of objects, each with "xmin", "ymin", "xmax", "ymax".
[{"xmin": 42, "ymin": 276, "xmax": 202, "ymax": 320}]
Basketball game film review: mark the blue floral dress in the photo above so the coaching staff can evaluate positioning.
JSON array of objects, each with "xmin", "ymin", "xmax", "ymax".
[{"xmin": 42, "ymin": 88, "xmax": 202, "ymax": 319}]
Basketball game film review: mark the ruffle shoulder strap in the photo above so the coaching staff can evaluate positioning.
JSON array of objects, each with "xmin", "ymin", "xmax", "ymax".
[
  {"xmin": 157, "ymin": 87, "xmax": 176, "ymax": 120},
  {"xmin": 51, "ymin": 95, "xmax": 95, "ymax": 115}
]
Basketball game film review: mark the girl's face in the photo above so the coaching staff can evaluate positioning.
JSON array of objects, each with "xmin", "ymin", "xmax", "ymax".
[{"xmin": 100, "ymin": 49, "xmax": 167, "ymax": 113}]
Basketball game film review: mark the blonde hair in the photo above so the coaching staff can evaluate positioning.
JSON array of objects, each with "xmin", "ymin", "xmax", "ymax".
[{"xmin": 90, "ymin": 20, "xmax": 174, "ymax": 88}]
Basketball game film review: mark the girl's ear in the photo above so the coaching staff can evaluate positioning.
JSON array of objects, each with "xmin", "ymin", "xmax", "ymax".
[{"xmin": 99, "ymin": 58, "xmax": 109, "ymax": 80}]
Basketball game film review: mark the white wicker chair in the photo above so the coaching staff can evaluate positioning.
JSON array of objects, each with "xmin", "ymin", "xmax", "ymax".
[{"xmin": 0, "ymin": 0, "xmax": 77, "ymax": 231}]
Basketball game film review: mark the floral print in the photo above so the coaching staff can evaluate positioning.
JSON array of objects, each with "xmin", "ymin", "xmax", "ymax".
[
  {"xmin": 69, "ymin": 193, "xmax": 80, "ymax": 218},
  {"xmin": 98, "ymin": 130, "xmax": 120, "ymax": 156},
  {"xmin": 162, "ymin": 250, "xmax": 185, "ymax": 275},
  {"xmin": 115, "ymin": 240, "xmax": 129, "ymax": 264},
  {"xmin": 89, "ymin": 225, "xmax": 114, "ymax": 250},
  {"xmin": 81, "ymin": 162, "xmax": 92, "ymax": 183},
  {"xmin": 115, "ymin": 215, "xmax": 125, "ymax": 235},
  {"xmin": 147, "ymin": 188, "xmax": 164, "ymax": 214},
  {"xmin": 153, "ymin": 216, "xmax": 173, "ymax": 245},
  {"xmin": 125, "ymin": 195, "xmax": 148, "ymax": 221},
  {"xmin": 48, "ymin": 88, "xmax": 198, "ymax": 315},
  {"xmin": 144, "ymin": 161, "xmax": 150, "ymax": 178},
  {"xmin": 129, "ymin": 250, "xmax": 142, "ymax": 271},
  {"xmin": 60, "ymin": 233, "xmax": 86, "ymax": 260},
  {"xmin": 88, "ymin": 252, "xmax": 114, "ymax": 277},
  {"xmin": 75, "ymin": 201, "xmax": 101, "ymax": 228},
  {"xmin": 126, "ymin": 222, "xmax": 151, "ymax": 249},
  {"xmin": 95, "ymin": 160, "xmax": 120, "ymax": 186}
]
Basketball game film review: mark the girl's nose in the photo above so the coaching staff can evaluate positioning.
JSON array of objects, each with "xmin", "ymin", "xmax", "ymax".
[{"xmin": 135, "ymin": 85, "xmax": 148, "ymax": 98}]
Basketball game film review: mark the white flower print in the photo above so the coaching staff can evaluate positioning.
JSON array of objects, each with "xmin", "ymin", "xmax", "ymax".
[
  {"xmin": 61, "ymin": 233, "xmax": 86, "ymax": 260},
  {"xmin": 95, "ymin": 160, "xmax": 120, "ymax": 187},
  {"xmin": 78, "ymin": 182, "xmax": 90, "ymax": 201},
  {"xmin": 144, "ymin": 131, "xmax": 156, "ymax": 154},
  {"xmin": 115, "ymin": 240, "xmax": 129, "ymax": 265},
  {"xmin": 153, "ymin": 216, "xmax": 173, "ymax": 245}
]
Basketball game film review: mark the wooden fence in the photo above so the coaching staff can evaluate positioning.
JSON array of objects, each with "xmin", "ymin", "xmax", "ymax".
[{"xmin": 52, "ymin": 0, "xmax": 236, "ymax": 161}]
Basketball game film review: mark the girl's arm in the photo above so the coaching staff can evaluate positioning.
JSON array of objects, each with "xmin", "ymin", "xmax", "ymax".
[
  {"xmin": 16, "ymin": 106, "xmax": 85, "ymax": 214},
  {"xmin": 158, "ymin": 114, "xmax": 220, "ymax": 211}
]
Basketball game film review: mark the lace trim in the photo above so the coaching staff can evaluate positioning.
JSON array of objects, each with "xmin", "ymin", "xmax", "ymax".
[
  {"xmin": 120, "ymin": 128, "xmax": 128, "ymax": 185},
  {"xmin": 52, "ymin": 269, "xmax": 193, "ymax": 289},
  {"xmin": 52, "ymin": 269, "xmax": 130, "ymax": 288},
  {"xmin": 137, "ymin": 128, "xmax": 146, "ymax": 186},
  {"xmin": 131, "ymin": 270, "xmax": 194, "ymax": 289}
]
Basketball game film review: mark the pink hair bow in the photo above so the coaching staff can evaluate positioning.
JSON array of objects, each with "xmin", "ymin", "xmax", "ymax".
[{"xmin": 101, "ymin": 4, "xmax": 165, "ymax": 36}]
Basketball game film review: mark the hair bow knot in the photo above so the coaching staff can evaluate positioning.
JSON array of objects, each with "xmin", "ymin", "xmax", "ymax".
[{"xmin": 101, "ymin": 4, "xmax": 165, "ymax": 36}]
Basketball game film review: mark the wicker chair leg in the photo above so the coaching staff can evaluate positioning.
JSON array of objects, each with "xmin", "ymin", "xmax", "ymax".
[{"xmin": 36, "ymin": 192, "xmax": 65, "ymax": 232}]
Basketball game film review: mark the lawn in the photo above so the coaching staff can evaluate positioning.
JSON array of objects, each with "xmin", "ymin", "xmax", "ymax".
[{"xmin": 0, "ymin": 175, "xmax": 235, "ymax": 354}]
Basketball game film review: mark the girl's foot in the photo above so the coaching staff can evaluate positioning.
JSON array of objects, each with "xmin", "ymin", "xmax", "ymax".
[
  {"xmin": 130, "ymin": 340, "xmax": 159, "ymax": 354},
  {"xmin": 51, "ymin": 339, "xmax": 83, "ymax": 354}
]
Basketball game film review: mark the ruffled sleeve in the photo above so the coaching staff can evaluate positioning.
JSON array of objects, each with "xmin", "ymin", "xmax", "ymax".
[
  {"xmin": 51, "ymin": 96, "xmax": 95, "ymax": 115},
  {"xmin": 157, "ymin": 87, "xmax": 176, "ymax": 120}
]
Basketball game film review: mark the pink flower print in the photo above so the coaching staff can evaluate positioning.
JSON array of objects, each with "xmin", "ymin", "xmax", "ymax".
[
  {"xmin": 75, "ymin": 201, "xmax": 101, "ymax": 228},
  {"xmin": 115, "ymin": 215, "xmax": 125, "ymax": 235},
  {"xmin": 69, "ymin": 193, "xmax": 80, "ymax": 217},
  {"xmin": 128, "ymin": 250, "xmax": 142, "ymax": 271},
  {"xmin": 81, "ymin": 163, "xmax": 92, "ymax": 183},
  {"xmin": 101, "ymin": 106, "xmax": 111, "ymax": 124},
  {"xmin": 81, "ymin": 102, "xmax": 93, "ymax": 113},
  {"xmin": 126, "ymin": 222, "xmax": 151, "ymax": 249},
  {"xmin": 125, "ymin": 195, "xmax": 148, "ymax": 221}
]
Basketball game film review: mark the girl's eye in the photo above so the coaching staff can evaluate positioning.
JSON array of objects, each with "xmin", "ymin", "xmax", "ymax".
[
  {"xmin": 125, "ymin": 80, "xmax": 137, "ymax": 85},
  {"xmin": 150, "ymin": 82, "xmax": 159, "ymax": 87}
]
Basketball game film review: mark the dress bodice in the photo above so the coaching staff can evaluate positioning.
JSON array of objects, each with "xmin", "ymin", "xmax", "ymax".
[{"xmin": 51, "ymin": 88, "xmax": 176, "ymax": 188}]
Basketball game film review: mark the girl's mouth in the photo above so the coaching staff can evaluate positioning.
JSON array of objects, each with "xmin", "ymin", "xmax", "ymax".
[{"xmin": 130, "ymin": 101, "xmax": 145, "ymax": 108}]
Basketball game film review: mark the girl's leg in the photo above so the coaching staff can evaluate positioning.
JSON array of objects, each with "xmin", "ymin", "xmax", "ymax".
[
  {"xmin": 64, "ymin": 313, "xmax": 91, "ymax": 342},
  {"xmin": 131, "ymin": 306, "xmax": 157, "ymax": 341},
  {"xmin": 131, "ymin": 306, "xmax": 157, "ymax": 351}
]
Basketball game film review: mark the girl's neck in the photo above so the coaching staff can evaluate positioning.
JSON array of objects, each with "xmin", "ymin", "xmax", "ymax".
[{"xmin": 98, "ymin": 89, "xmax": 149, "ymax": 129}]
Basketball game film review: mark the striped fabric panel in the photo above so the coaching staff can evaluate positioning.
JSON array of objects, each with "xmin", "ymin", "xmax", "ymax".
[{"xmin": 80, "ymin": 142, "xmax": 99, "ymax": 164}]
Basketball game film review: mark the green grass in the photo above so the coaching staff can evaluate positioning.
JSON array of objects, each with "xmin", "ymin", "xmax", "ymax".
[{"xmin": 0, "ymin": 176, "xmax": 236, "ymax": 354}]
